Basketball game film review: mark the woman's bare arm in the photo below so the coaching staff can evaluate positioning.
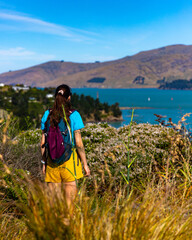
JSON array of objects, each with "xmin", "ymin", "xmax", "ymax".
[
  {"xmin": 41, "ymin": 133, "xmax": 45, "ymax": 156},
  {"xmin": 74, "ymin": 130, "xmax": 90, "ymax": 176},
  {"xmin": 41, "ymin": 132, "xmax": 46, "ymax": 174}
]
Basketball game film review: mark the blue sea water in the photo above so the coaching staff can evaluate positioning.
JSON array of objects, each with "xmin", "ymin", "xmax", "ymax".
[{"xmin": 72, "ymin": 88, "xmax": 192, "ymax": 129}]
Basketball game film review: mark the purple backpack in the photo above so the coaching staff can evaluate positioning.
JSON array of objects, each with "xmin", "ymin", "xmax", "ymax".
[{"xmin": 45, "ymin": 112, "xmax": 75, "ymax": 165}]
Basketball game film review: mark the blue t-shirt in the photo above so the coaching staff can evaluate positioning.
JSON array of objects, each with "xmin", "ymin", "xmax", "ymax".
[{"xmin": 41, "ymin": 110, "xmax": 84, "ymax": 141}]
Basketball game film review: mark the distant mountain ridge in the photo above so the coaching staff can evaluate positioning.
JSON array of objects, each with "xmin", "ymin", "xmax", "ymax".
[{"xmin": 1, "ymin": 44, "xmax": 192, "ymax": 88}]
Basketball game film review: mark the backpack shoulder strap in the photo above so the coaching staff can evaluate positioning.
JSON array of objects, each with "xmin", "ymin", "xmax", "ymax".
[
  {"xmin": 70, "ymin": 109, "xmax": 76, "ymax": 115},
  {"xmin": 58, "ymin": 118, "xmax": 67, "ymax": 132},
  {"xmin": 45, "ymin": 109, "xmax": 52, "ymax": 133}
]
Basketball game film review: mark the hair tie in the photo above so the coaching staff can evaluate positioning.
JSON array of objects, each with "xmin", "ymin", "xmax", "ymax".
[{"xmin": 58, "ymin": 90, "xmax": 64, "ymax": 95}]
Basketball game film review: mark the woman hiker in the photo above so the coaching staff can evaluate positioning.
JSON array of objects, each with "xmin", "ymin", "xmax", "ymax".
[{"xmin": 40, "ymin": 84, "xmax": 90, "ymax": 209}]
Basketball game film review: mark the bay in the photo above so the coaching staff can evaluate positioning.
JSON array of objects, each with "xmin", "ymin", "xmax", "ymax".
[{"xmin": 72, "ymin": 88, "xmax": 192, "ymax": 129}]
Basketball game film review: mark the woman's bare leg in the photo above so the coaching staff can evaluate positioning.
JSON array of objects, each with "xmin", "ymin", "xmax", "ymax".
[
  {"xmin": 47, "ymin": 182, "xmax": 62, "ymax": 198},
  {"xmin": 47, "ymin": 182, "xmax": 71, "ymax": 225},
  {"xmin": 63, "ymin": 181, "xmax": 77, "ymax": 213}
]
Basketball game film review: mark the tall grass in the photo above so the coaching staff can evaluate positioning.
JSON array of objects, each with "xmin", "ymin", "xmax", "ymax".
[
  {"xmin": 126, "ymin": 109, "xmax": 134, "ymax": 196},
  {"xmin": 1, "ymin": 172, "xmax": 192, "ymax": 240},
  {"xmin": 1, "ymin": 113, "xmax": 192, "ymax": 239}
]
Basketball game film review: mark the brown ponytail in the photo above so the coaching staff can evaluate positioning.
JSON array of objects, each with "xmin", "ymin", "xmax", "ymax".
[{"xmin": 48, "ymin": 85, "xmax": 72, "ymax": 127}]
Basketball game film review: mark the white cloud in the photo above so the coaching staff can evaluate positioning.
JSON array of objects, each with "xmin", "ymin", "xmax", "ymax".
[
  {"xmin": 0, "ymin": 11, "xmax": 97, "ymax": 41},
  {"xmin": 0, "ymin": 47, "xmax": 56, "ymax": 73},
  {"xmin": 0, "ymin": 47, "xmax": 55, "ymax": 60},
  {"xmin": 0, "ymin": 47, "xmax": 35, "ymax": 56}
]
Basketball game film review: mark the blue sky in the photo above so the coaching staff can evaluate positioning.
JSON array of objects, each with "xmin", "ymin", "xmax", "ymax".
[{"xmin": 0, "ymin": 0, "xmax": 192, "ymax": 73}]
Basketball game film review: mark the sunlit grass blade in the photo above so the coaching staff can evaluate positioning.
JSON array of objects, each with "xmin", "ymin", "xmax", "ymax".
[
  {"xmin": 120, "ymin": 171, "xmax": 129, "ymax": 184},
  {"xmin": 128, "ymin": 156, "xmax": 137, "ymax": 168}
]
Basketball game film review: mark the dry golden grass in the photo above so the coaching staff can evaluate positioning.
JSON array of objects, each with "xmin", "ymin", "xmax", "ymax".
[
  {"xmin": 1, "ymin": 113, "xmax": 192, "ymax": 239},
  {"xmin": 1, "ymin": 175, "xmax": 192, "ymax": 240}
]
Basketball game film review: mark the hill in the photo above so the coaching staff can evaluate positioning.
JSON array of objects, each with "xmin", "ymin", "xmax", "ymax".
[{"xmin": 1, "ymin": 44, "xmax": 192, "ymax": 88}]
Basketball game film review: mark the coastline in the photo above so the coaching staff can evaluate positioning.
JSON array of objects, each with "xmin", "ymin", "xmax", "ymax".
[
  {"xmin": 85, "ymin": 114, "xmax": 123, "ymax": 124},
  {"xmin": 120, "ymin": 107, "xmax": 153, "ymax": 110}
]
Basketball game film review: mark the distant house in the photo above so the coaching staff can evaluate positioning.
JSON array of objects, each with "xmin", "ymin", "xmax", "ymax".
[
  {"xmin": 12, "ymin": 85, "xmax": 29, "ymax": 91},
  {"xmin": 0, "ymin": 83, "xmax": 5, "ymax": 87},
  {"xmin": 46, "ymin": 94, "xmax": 54, "ymax": 98}
]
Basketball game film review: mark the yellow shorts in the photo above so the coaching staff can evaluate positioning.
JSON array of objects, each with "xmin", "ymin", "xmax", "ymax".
[{"xmin": 45, "ymin": 150, "xmax": 83, "ymax": 183}]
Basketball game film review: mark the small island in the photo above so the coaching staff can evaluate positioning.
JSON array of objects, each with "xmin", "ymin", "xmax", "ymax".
[{"xmin": 159, "ymin": 79, "xmax": 192, "ymax": 90}]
